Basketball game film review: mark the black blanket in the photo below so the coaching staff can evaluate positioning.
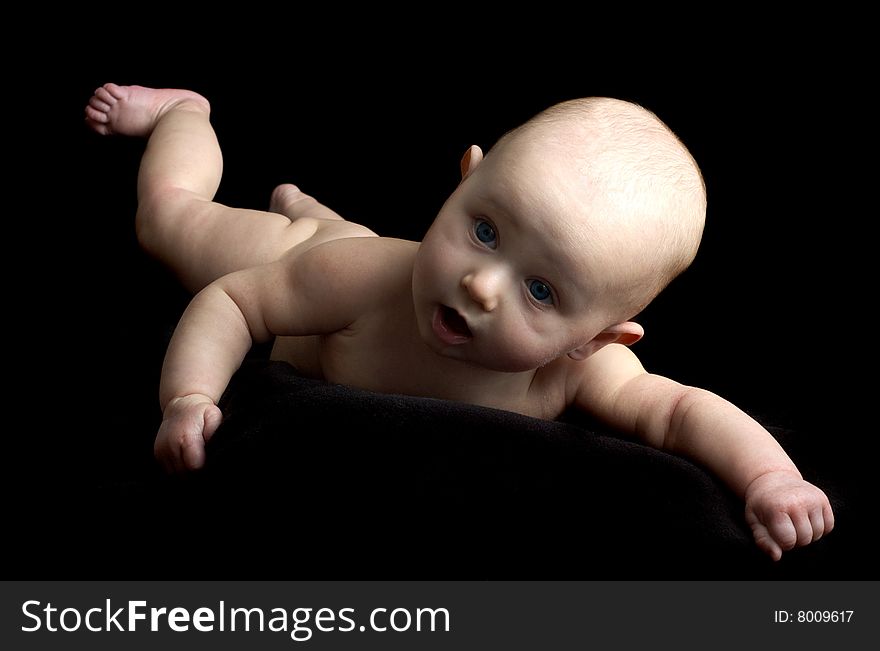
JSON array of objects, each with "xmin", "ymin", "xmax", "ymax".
[{"xmin": 63, "ymin": 359, "xmax": 861, "ymax": 579}]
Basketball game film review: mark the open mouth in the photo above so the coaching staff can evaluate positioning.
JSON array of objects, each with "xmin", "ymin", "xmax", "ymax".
[{"xmin": 433, "ymin": 305, "xmax": 472, "ymax": 345}]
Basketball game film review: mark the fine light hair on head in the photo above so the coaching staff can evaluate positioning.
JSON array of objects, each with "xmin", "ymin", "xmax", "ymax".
[{"xmin": 497, "ymin": 97, "xmax": 707, "ymax": 319}]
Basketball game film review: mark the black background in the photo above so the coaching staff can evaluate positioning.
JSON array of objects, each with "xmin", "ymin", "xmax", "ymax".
[{"xmin": 11, "ymin": 26, "xmax": 869, "ymax": 577}]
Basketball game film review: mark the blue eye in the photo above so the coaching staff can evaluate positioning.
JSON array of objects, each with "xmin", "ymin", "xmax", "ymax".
[
  {"xmin": 474, "ymin": 219, "xmax": 497, "ymax": 248},
  {"xmin": 528, "ymin": 279, "xmax": 553, "ymax": 304}
]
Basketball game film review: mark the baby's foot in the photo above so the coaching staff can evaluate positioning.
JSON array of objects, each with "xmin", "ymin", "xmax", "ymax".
[
  {"xmin": 270, "ymin": 184, "xmax": 311, "ymax": 219},
  {"xmin": 85, "ymin": 83, "xmax": 210, "ymax": 137},
  {"xmin": 270, "ymin": 184, "xmax": 346, "ymax": 223}
]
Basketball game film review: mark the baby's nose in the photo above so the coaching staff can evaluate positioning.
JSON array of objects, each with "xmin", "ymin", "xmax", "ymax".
[{"xmin": 462, "ymin": 270, "xmax": 501, "ymax": 312}]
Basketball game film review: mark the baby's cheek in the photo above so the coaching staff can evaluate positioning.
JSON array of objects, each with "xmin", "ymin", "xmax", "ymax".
[
  {"xmin": 495, "ymin": 321, "xmax": 553, "ymax": 368},
  {"xmin": 428, "ymin": 241, "xmax": 463, "ymax": 282}
]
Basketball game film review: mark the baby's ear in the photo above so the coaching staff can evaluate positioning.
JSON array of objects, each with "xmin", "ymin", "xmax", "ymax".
[
  {"xmin": 567, "ymin": 322, "xmax": 644, "ymax": 361},
  {"xmin": 460, "ymin": 145, "xmax": 484, "ymax": 182}
]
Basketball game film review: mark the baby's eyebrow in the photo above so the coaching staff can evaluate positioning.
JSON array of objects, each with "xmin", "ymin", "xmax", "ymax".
[
  {"xmin": 478, "ymin": 191, "xmax": 509, "ymax": 216},
  {"xmin": 535, "ymin": 226, "xmax": 599, "ymax": 309}
]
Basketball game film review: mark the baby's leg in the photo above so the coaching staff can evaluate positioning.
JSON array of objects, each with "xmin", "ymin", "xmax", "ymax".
[{"xmin": 86, "ymin": 83, "xmax": 374, "ymax": 293}]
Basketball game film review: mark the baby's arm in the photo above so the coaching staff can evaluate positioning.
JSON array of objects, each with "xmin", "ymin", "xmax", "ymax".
[
  {"xmin": 573, "ymin": 344, "xmax": 834, "ymax": 560},
  {"xmin": 155, "ymin": 238, "xmax": 385, "ymax": 472}
]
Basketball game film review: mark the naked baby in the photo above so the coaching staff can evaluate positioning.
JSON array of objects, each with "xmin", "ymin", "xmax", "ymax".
[{"xmin": 85, "ymin": 83, "xmax": 833, "ymax": 561}]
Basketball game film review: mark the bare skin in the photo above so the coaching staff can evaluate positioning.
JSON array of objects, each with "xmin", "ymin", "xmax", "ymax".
[{"xmin": 86, "ymin": 84, "xmax": 834, "ymax": 561}]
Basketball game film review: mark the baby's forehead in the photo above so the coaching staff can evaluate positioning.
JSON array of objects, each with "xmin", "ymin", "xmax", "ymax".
[
  {"xmin": 480, "ymin": 166, "xmax": 585, "ymax": 241},
  {"xmin": 480, "ymin": 139, "xmax": 604, "ymax": 237},
  {"xmin": 487, "ymin": 131, "xmax": 605, "ymax": 204},
  {"xmin": 483, "ymin": 119, "xmax": 681, "ymax": 241},
  {"xmin": 498, "ymin": 125, "xmax": 588, "ymax": 165}
]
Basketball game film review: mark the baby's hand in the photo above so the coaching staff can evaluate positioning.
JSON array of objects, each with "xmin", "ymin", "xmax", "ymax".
[
  {"xmin": 154, "ymin": 394, "xmax": 223, "ymax": 473},
  {"xmin": 744, "ymin": 470, "xmax": 834, "ymax": 561}
]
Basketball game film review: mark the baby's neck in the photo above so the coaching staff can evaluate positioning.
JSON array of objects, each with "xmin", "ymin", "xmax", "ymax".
[{"xmin": 434, "ymin": 356, "xmax": 539, "ymax": 405}]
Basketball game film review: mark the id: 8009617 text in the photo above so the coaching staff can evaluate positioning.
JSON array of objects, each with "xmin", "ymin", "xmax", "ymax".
[{"xmin": 773, "ymin": 611, "xmax": 853, "ymax": 623}]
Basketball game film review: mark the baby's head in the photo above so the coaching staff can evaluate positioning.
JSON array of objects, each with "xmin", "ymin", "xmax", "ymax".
[{"xmin": 413, "ymin": 97, "xmax": 707, "ymax": 372}]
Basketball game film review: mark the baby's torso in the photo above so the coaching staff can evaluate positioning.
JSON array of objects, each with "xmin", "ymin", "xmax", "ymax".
[
  {"xmin": 271, "ymin": 333, "xmax": 570, "ymax": 420},
  {"xmin": 270, "ymin": 264, "xmax": 572, "ymax": 420}
]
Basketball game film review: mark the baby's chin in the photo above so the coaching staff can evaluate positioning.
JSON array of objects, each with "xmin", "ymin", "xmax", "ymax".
[{"xmin": 424, "ymin": 337, "xmax": 551, "ymax": 373}]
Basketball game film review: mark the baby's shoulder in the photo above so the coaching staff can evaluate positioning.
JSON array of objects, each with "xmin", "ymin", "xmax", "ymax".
[
  {"xmin": 554, "ymin": 344, "xmax": 647, "ymax": 412},
  {"xmin": 536, "ymin": 344, "xmax": 644, "ymax": 408}
]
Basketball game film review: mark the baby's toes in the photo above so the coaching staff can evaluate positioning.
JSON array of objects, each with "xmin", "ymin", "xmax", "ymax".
[
  {"xmin": 88, "ymin": 95, "xmax": 112, "ymax": 113},
  {"xmin": 95, "ymin": 84, "xmax": 119, "ymax": 105},
  {"xmin": 85, "ymin": 104, "xmax": 109, "ymax": 124}
]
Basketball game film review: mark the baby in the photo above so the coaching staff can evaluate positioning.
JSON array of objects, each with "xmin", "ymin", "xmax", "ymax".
[{"xmin": 86, "ymin": 83, "xmax": 833, "ymax": 561}]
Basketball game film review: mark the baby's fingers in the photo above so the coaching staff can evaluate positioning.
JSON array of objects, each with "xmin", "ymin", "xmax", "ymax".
[
  {"xmin": 179, "ymin": 433, "xmax": 207, "ymax": 471},
  {"xmin": 154, "ymin": 402, "xmax": 217, "ymax": 473},
  {"xmin": 755, "ymin": 506, "xmax": 826, "ymax": 560},
  {"xmin": 786, "ymin": 509, "xmax": 818, "ymax": 548},
  {"xmin": 155, "ymin": 428, "xmax": 201, "ymax": 473},
  {"xmin": 202, "ymin": 404, "xmax": 223, "ymax": 443},
  {"xmin": 822, "ymin": 501, "xmax": 835, "ymax": 534},
  {"xmin": 178, "ymin": 406, "xmax": 223, "ymax": 469},
  {"xmin": 807, "ymin": 502, "xmax": 836, "ymax": 542},
  {"xmin": 155, "ymin": 438, "xmax": 188, "ymax": 474},
  {"xmin": 749, "ymin": 520, "xmax": 783, "ymax": 561}
]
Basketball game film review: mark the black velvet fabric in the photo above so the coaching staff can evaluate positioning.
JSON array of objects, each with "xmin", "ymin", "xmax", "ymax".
[{"xmin": 66, "ymin": 359, "xmax": 861, "ymax": 579}]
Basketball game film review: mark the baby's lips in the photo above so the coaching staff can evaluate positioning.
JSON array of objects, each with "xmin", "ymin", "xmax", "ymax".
[{"xmin": 433, "ymin": 305, "xmax": 472, "ymax": 345}]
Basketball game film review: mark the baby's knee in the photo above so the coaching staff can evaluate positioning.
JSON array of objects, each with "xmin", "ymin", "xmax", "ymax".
[{"xmin": 135, "ymin": 186, "xmax": 202, "ymax": 254}]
